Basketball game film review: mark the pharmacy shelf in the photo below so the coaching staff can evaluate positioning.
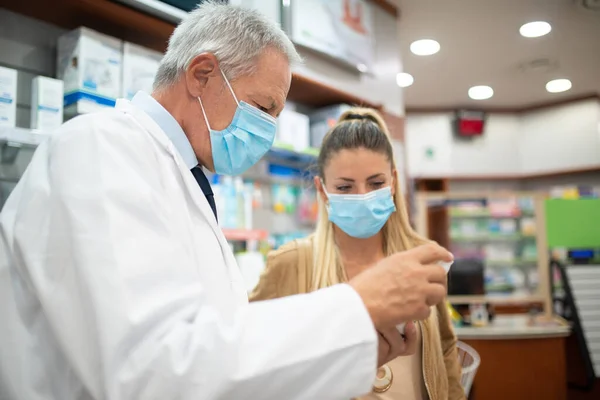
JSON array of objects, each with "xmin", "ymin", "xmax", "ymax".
[
  {"xmin": 450, "ymin": 212, "xmax": 535, "ymax": 219},
  {"xmin": 0, "ymin": 127, "xmax": 318, "ymax": 169},
  {"xmin": 448, "ymin": 294, "xmax": 546, "ymax": 305},
  {"xmin": 222, "ymin": 229, "xmax": 269, "ymax": 242},
  {"xmin": 486, "ymin": 258, "xmax": 538, "ymax": 267},
  {"xmin": 0, "ymin": 127, "xmax": 50, "ymax": 147},
  {"xmin": 266, "ymin": 145, "xmax": 318, "ymax": 169},
  {"xmin": 450, "ymin": 234, "xmax": 537, "ymax": 242},
  {"xmin": 242, "ymin": 172, "xmax": 309, "ymax": 187},
  {"xmin": 417, "ymin": 192, "xmax": 554, "ymax": 317},
  {"xmin": 3, "ymin": 0, "xmax": 384, "ymax": 110}
]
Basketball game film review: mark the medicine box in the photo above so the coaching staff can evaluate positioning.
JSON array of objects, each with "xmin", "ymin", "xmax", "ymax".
[
  {"xmin": 57, "ymin": 27, "xmax": 122, "ymax": 116},
  {"xmin": 0, "ymin": 66, "xmax": 18, "ymax": 128},
  {"xmin": 276, "ymin": 108, "xmax": 310, "ymax": 152},
  {"xmin": 122, "ymin": 42, "xmax": 163, "ymax": 100},
  {"xmin": 31, "ymin": 76, "xmax": 64, "ymax": 130},
  {"xmin": 309, "ymin": 104, "xmax": 353, "ymax": 148}
]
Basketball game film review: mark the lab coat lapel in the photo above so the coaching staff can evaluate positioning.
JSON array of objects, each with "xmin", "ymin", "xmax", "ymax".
[{"xmin": 116, "ymin": 100, "xmax": 247, "ymax": 302}]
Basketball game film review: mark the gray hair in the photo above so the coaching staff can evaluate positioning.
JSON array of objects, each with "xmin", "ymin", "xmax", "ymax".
[{"xmin": 153, "ymin": 1, "xmax": 301, "ymax": 90}]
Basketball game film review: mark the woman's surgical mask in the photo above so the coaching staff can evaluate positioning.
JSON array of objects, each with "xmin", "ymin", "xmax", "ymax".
[
  {"xmin": 323, "ymin": 184, "xmax": 396, "ymax": 239},
  {"xmin": 198, "ymin": 70, "xmax": 276, "ymax": 176}
]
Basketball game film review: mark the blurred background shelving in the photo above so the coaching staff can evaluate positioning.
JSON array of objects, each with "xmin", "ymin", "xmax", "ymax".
[{"xmin": 415, "ymin": 192, "xmax": 551, "ymax": 311}]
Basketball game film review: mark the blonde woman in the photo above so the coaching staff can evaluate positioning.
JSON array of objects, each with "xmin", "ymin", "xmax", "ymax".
[{"xmin": 250, "ymin": 108, "xmax": 465, "ymax": 400}]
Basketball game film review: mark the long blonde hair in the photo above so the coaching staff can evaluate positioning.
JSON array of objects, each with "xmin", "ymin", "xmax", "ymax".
[{"xmin": 311, "ymin": 108, "xmax": 428, "ymax": 290}]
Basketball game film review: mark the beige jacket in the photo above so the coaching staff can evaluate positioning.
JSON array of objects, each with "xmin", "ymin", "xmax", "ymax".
[{"xmin": 249, "ymin": 237, "xmax": 466, "ymax": 400}]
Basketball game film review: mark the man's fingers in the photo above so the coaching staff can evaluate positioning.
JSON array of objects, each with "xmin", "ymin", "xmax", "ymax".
[
  {"xmin": 408, "ymin": 243, "xmax": 453, "ymax": 265},
  {"xmin": 424, "ymin": 264, "xmax": 447, "ymax": 284},
  {"xmin": 381, "ymin": 328, "xmax": 405, "ymax": 349},
  {"xmin": 425, "ymin": 283, "xmax": 447, "ymax": 306},
  {"xmin": 403, "ymin": 321, "xmax": 418, "ymax": 355}
]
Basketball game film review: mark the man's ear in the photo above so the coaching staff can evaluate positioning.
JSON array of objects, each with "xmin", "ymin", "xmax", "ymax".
[
  {"xmin": 314, "ymin": 176, "xmax": 328, "ymax": 204},
  {"xmin": 185, "ymin": 53, "xmax": 220, "ymax": 97}
]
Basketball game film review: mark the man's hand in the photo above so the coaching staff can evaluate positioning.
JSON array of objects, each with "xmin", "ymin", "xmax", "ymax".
[
  {"xmin": 377, "ymin": 321, "xmax": 418, "ymax": 367},
  {"xmin": 349, "ymin": 243, "xmax": 451, "ymax": 330}
]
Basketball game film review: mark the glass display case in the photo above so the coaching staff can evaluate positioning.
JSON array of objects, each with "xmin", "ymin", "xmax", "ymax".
[{"xmin": 415, "ymin": 191, "xmax": 552, "ymax": 316}]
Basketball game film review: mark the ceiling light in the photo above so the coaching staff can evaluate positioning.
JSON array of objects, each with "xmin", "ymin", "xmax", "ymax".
[
  {"xmin": 396, "ymin": 72, "xmax": 414, "ymax": 88},
  {"xmin": 468, "ymin": 85, "xmax": 494, "ymax": 100},
  {"xmin": 519, "ymin": 21, "xmax": 552, "ymax": 38},
  {"xmin": 410, "ymin": 39, "xmax": 440, "ymax": 56},
  {"xmin": 356, "ymin": 63, "xmax": 368, "ymax": 73},
  {"xmin": 546, "ymin": 78, "xmax": 572, "ymax": 93}
]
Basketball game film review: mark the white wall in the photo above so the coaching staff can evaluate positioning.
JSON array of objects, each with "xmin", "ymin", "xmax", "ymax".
[
  {"xmin": 519, "ymin": 99, "xmax": 600, "ymax": 174},
  {"xmin": 406, "ymin": 99, "xmax": 600, "ymax": 179},
  {"xmin": 405, "ymin": 113, "xmax": 521, "ymax": 177},
  {"xmin": 293, "ymin": 4, "xmax": 404, "ymax": 115}
]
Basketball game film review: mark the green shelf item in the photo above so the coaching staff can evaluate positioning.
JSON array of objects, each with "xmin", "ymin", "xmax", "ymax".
[
  {"xmin": 302, "ymin": 147, "xmax": 320, "ymax": 157},
  {"xmin": 272, "ymin": 142, "xmax": 295, "ymax": 152},
  {"xmin": 545, "ymin": 199, "xmax": 600, "ymax": 248}
]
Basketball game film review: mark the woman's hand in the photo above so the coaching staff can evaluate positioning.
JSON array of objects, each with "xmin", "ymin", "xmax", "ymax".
[{"xmin": 377, "ymin": 321, "xmax": 418, "ymax": 367}]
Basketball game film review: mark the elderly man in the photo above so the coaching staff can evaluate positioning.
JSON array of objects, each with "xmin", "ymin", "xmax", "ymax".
[{"xmin": 0, "ymin": 2, "xmax": 450, "ymax": 399}]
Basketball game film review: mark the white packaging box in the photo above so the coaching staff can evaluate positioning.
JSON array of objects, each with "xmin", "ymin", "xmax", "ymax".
[
  {"xmin": 31, "ymin": 76, "xmax": 64, "ymax": 130},
  {"xmin": 276, "ymin": 108, "xmax": 310, "ymax": 152},
  {"xmin": 0, "ymin": 66, "xmax": 18, "ymax": 128},
  {"xmin": 122, "ymin": 42, "xmax": 163, "ymax": 100},
  {"xmin": 309, "ymin": 104, "xmax": 353, "ymax": 148},
  {"xmin": 57, "ymin": 27, "xmax": 122, "ymax": 116}
]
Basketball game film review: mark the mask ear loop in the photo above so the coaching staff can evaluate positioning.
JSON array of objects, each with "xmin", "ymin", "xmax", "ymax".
[
  {"xmin": 319, "ymin": 177, "xmax": 331, "ymax": 209},
  {"xmin": 220, "ymin": 69, "xmax": 240, "ymax": 106},
  {"xmin": 197, "ymin": 96, "xmax": 212, "ymax": 132},
  {"xmin": 197, "ymin": 68, "xmax": 240, "ymax": 131}
]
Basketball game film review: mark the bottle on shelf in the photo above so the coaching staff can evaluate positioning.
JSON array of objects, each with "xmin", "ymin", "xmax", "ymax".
[{"xmin": 221, "ymin": 176, "xmax": 237, "ymax": 229}]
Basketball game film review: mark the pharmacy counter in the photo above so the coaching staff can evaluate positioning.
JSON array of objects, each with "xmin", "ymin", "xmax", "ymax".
[
  {"xmin": 456, "ymin": 315, "xmax": 570, "ymax": 400},
  {"xmin": 455, "ymin": 314, "xmax": 571, "ymax": 340}
]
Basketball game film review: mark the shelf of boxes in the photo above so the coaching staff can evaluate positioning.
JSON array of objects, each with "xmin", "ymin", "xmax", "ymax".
[{"xmin": 415, "ymin": 191, "xmax": 553, "ymax": 316}]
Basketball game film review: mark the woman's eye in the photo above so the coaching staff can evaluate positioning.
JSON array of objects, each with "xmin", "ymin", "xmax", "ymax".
[
  {"xmin": 371, "ymin": 181, "xmax": 385, "ymax": 188},
  {"xmin": 336, "ymin": 186, "xmax": 351, "ymax": 192}
]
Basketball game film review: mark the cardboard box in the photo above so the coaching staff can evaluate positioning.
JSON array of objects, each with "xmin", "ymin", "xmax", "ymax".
[
  {"xmin": 122, "ymin": 42, "xmax": 162, "ymax": 100},
  {"xmin": 309, "ymin": 104, "xmax": 352, "ymax": 148},
  {"xmin": 276, "ymin": 108, "xmax": 310, "ymax": 152},
  {"xmin": 31, "ymin": 76, "xmax": 64, "ymax": 130},
  {"xmin": 0, "ymin": 66, "xmax": 18, "ymax": 127},
  {"xmin": 57, "ymin": 27, "xmax": 122, "ymax": 116}
]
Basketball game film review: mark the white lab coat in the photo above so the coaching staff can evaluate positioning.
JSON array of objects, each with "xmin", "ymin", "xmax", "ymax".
[{"xmin": 0, "ymin": 99, "xmax": 377, "ymax": 400}]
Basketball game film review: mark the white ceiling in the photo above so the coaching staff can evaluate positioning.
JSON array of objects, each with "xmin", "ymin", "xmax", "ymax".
[{"xmin": 394, "ymin": 0, "xmax": 600, "ymax": 109}]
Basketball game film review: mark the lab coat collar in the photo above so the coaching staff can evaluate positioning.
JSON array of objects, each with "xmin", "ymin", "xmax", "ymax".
[
  {"xmin": 131, "ymin": 91, "xmax": 198, "ymax": 170},
  {"xmin": 114, "ymin": 98, "xmax": 237, "ymax": 276}
]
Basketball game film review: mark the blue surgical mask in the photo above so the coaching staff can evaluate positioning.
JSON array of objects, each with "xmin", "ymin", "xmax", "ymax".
[
  {"xmin": 324, "ymin": 185, "xmax": 396, "ymax": 239},
  {"xmin": 198, "ymin": 70, "xmax": 276, "ymax": 175}
]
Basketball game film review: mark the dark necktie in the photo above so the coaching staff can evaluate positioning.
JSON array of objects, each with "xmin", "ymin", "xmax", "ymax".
[{"xmin": 190, "ymin": 166, "xmax": 217, "ymax": 221}]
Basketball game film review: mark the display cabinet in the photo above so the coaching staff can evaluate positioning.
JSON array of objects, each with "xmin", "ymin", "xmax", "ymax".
[{"xmin": 415, "ymin": 191, "xmax": 552, "ymax": 316}]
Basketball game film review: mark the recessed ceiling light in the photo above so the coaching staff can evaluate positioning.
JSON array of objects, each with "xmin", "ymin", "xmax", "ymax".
[
  {"xmin": 546, "ymin": 78, "xmax": 572, "ymax": 93},
  {"xmin": 410, "ymin": 39, "xmax": 440, "ymax": 56},
  {"xmin": 396, "ymin": 72, "xmax": 414, "ymax": 88},
  {"xmin": 356, "ymin": 63, "xmax": 368, "ymax": 73},
  {"xmin": 519, "ymin": 21, "xmax": 552, "ymax": 38},
  {"xmin": 468, "ymin": 85, "xmax": 494, "ymax": 100}
]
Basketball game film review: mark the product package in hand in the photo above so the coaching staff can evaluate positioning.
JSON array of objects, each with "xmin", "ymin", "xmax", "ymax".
[{"xmin": 397, "ymin": 259, "xmax": 454, "ymax": 335}]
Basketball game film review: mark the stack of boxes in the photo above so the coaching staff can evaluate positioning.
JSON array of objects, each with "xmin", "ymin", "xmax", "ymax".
[
  {"xmin": 275, "ymin": 104, "xmax": 353, "ymax": 153},
  {"xmin": 5, "ymin": 25, "xmax": 355, "ymax": 155},
  {"xmin": 57, "ymin": 27, "xmax": 162, "ymax": 118},
  {"xmin": 0, "ymin": 66, "xmax": 17, "ymax": 128}
]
